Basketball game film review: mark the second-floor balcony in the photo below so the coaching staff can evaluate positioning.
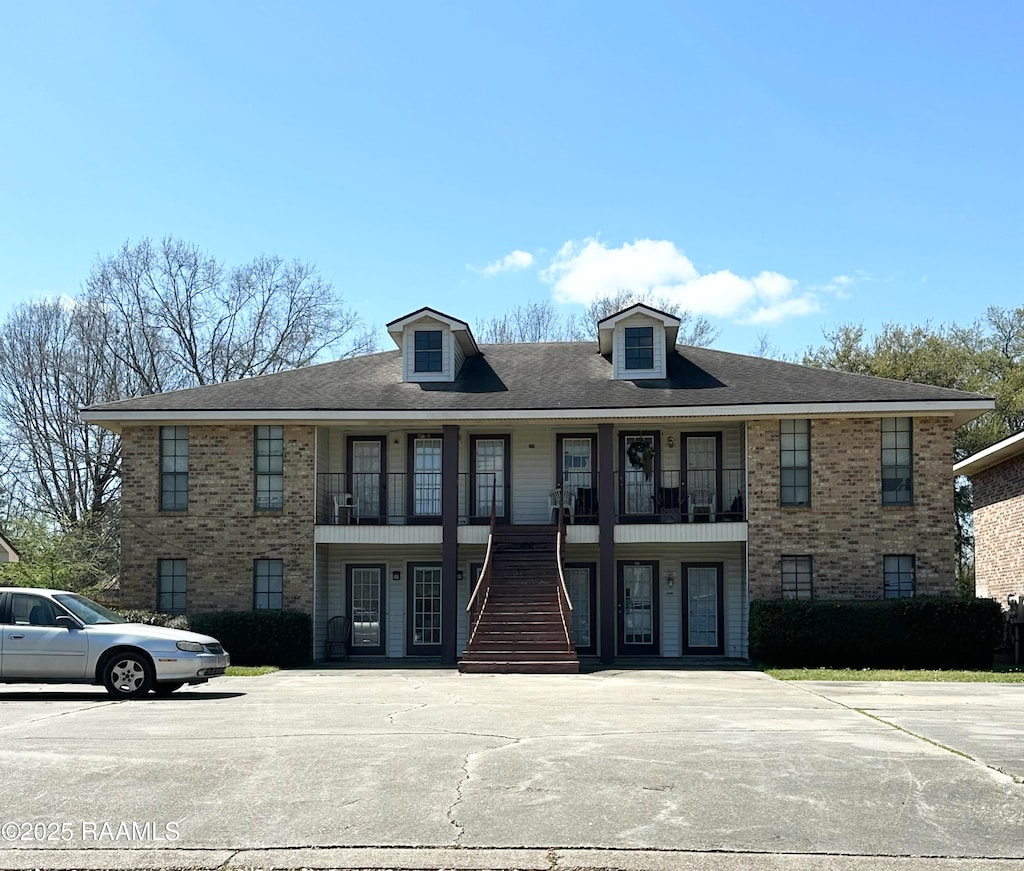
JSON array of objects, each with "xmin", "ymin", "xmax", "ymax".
[{"xmin": 315, "ymin": 469, "xmax": 746, "ymax": 526}]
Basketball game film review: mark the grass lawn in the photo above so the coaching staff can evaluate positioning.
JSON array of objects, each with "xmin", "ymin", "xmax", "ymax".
[
  {"xmin": 225, "ymin": 665, "xmax": 279, "ymax": 677},
  {"xmin": 767, "ymin": 666, "xmax": 1024, "ymax": 682}
]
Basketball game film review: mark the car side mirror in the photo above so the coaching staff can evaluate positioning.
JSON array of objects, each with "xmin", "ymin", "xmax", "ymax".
[{"xmin": 55, "ymin": 615, "xmax": 79, "ymax": 631}]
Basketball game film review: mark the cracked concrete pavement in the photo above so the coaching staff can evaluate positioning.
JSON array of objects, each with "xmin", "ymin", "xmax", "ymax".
[{"xmin": 0, "ymin": 668, "xmax": 1022, "ymax": 869}]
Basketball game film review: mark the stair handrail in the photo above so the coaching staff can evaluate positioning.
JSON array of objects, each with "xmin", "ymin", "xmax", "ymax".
[
  {"xmin": 465, "ymin": 474, "xmax": 498, "ymax": 646},
  {"xmin": 554, "ymin": 497, "xmax": 575, "ymax": 652}
]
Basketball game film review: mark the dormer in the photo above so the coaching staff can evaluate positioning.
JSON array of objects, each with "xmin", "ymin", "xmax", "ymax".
[
  {"xmin": 597, "ymin": 303, "xmax": 680, "ymax": 380},
  {"xmin": 386, "ymin": 307, "xmax": 480, "ymax": 383}
]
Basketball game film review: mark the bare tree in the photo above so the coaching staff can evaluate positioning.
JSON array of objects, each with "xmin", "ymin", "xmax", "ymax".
[
  {"xmin": 582, "ymin": 290, "xmax": 719, "ymax": 347},
  {"xmin": 85, "ymin": 236, "xmax": 377, "ymax": 393},
  {"xmin": 477, "ymin": 292, "xmax": 719, "ymax": 348},
  {"xmin": 0, "ymin": 299, "xmax": 123, "ymax": 526},
  {"xmin": 476, "ymin": 301, "xmax": 586, "ymax": 343}
]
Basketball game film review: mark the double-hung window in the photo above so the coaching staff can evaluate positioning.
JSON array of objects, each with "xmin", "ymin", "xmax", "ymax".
[
  {"xmin": 160, "ymin": 426, "xmax": 189, "ymax": 511},
  {"xmin": 414, "ymin": 330, "xmax": 443, "ymax": 373},
  {"xmin": 781, "ymin": 555, "xmax": 813, "ymax": 599},
  {"xmin": 254, "ymin": 559, "xmax": 284, "ymax": 610},
  {"xmin": 881, "ymin": 417, "xmax": 913, "ymax": 505},
  {"xmin": 883, "ymin": 554, "xmax": 915, "ymax": 598},
  {"xmin": 255, "ymin": 425, "xmax": 284, "ymax": 510},
  {"xmin": 157, "ymin": 559, "xmax": 187, "ymax": 614},
  {"xmin": 624, "ymin": 326, "xmax": 654, "ymax": 370},
  {"xmin": 780, "ymin": 419, "xmax": 810, "ymax": 506}
]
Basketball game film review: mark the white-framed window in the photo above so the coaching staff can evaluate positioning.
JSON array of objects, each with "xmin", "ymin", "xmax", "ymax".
[
  {"xmin": 624, "ymin": 326, "xmax": 654, "ymax": 370},
  {"xmin": 414, "ymin": 329, "xmax": 443, "ymax": 373}
]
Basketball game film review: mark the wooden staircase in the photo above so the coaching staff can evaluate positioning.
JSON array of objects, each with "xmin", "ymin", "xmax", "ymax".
[{"xmin": 459, "ymin": 525, "xmax": 580, "ymax": 674}]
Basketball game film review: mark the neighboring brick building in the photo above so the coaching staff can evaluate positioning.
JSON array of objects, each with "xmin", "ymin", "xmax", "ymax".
[
  {"xmin": 82, "ymin": 304, "xmax": 992, "ymax": 665},
  {"xmin": 955, "ymin": 432, "xmax": 1024, "ymax": 606}
]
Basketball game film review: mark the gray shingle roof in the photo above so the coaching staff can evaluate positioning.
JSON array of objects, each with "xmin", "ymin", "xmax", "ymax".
[{"xmin": 82, "ymin": 343, "xmax": 990, "ymax": 418}]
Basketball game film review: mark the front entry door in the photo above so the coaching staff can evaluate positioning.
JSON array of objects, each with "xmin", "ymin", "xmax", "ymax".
[
  {"xmin": 407, "ymin": 563, "xmax": 443, "ymax": 655},
  {"xmin": 565, "ymin": 563, "xmax": 597, "ymax": 655},
  {"xmin": 617, "ymin": 561, "xmax": 659, "ymax": 655},
  {"xmin": 682, "ymin": 564, "xmax": 724, "ymax": 655},
  {"xmin": 347, "ymin": 565, "xmax": 385, "ymax": 655}
]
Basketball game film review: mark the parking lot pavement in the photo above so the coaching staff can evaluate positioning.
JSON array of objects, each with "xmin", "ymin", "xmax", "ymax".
[
  {"xmin": 791, "ymin": 681, "xmax": 1024, "ymax": 782},
  {"xmin": 0, "ymin": 669, "xmax": 1022, "ymax": 870}
]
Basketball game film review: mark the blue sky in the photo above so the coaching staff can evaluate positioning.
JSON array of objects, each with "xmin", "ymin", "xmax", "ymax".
[{"xmin": 1, "ymin": 0, "xmax": 1021, "ymax": 356}]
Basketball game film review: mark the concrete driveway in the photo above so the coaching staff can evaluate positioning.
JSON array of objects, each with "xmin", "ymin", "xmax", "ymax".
[{"xmin": 0, "ymin": 668, "xmax": 1022, "ymax": 871}]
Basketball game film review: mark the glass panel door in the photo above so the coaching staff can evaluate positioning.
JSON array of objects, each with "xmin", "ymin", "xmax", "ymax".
[
  {"xmin": 413, "ymin": 438, "xmax": 442, "ymax": 517},
  {"xmin": 561, "ymin": 436, "xmax": 596, "ymax": 522},
  {"xmin": 566, "ymin": 566, "xmax": 594, "ymax": 652},
  {"xmin": 685, "ymin": 436, "xmax": 718, "ymax": 522},
  {"xmin": 473, "ymin": 437, "xmax": 506, "ymax": 520},
  {"xmin": 623, "ymin": 434, "xmax": 656, "ymax": 516},
  {"xmin": 408, "ymin": 565, "xmax": 442, "ymax": 652},
  {"xmin": 350, "ymin": 438, "xmax": 383, "ymax": 523},
  {"xmin": 617, "ymin": 562, "xmax": 658, "ymax": 654},
  {"xmin": 348, "ymin": 565, "xmax": 384, "ymax": 654},
  {"xmin": 683, "ymin": 564, "xmax": 724, "ymax": 655}
]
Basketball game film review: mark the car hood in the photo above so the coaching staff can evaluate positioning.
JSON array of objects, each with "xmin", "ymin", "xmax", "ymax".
[{"xmin": 87, "ymin": 623, "xmax": 223, "ymax": 646}]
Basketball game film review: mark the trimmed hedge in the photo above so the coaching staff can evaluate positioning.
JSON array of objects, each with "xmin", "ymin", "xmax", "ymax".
[
  {"xmin": 188, "ymin": 610, "xmax": 312, "ymax": 668},
  {"xmin": 750, "ymin": 597, "xmax": 1004, "ymax": 669},
  {"xmin": 117, "ymin": 609, "xmax": 190, "ymax": 631}
]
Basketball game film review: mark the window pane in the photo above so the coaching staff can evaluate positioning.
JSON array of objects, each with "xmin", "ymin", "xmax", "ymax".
[
  {"xmin": 254, "ymin": 559, "xmax": 283, "ymax": 610},
  {"xmin": 624, "ymin": 327, "xmax": 654, "ymax": 370},
  {"xmin": 780, "ymin": 420, "xmax": 810, "ymax": 506},
  {"xmin": 157, "ymin": 559, "xmax": 187, "ymax": 614},
  {"xmin": 782, "ymin": 555, "xmax": 813, "ymax": 599}
]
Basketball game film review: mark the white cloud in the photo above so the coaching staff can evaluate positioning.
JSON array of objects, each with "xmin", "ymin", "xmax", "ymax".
[
  {"xmin": 472, "ymin": 249, "xmax": 535, "ymax": 276},
  {"xmin": 539, "ymin": 237, "xmax": 818, "ymax": 324}
]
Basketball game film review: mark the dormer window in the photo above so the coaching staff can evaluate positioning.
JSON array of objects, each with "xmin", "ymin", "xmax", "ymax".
[
  {"xmin": 414, "ymin": 330, "xmax": 443, "ymax": 373},
  {"xmin": 387, "ymin": 307, "xmax": 480, "ymax": 384},
  {"xmin": 624, "ymin": 327, "xmax": 654, "ymax": 370}
]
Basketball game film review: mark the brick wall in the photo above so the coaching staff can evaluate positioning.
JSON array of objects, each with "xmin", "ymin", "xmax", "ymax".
[
  {"xmin": 971, "ymin": 454, "xmax": 1024, "ymax": 605},
  {"xmin": 747, "ymin": 417, "xmax": 955, "ymax": 601},
  {"xmin": 120, "ymin": 424, "xmax": 316, "ymax": 615}
]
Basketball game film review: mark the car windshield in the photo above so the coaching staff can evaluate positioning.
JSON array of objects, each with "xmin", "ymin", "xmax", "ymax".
[{"xmin": 53, "ymin": 593, "xmax": 126, "ymax": 625}]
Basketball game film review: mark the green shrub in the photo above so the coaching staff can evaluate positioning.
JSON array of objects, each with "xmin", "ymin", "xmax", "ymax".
[
  {"xmin": 750, "ymin": 597, "xmax": 1004, "ymax": 669},
  {"xmin": 188, "ymin": 610, "xmax": 312, "ymax": 667},
  {"xmin": 117, "ymin": 609, "xmax": 190, "ymax": 631}
]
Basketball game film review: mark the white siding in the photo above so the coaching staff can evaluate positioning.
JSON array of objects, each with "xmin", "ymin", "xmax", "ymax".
[
  {"xmin": 612, "ymin": 313, "xmax": 667, "ymax": 380},
  {"xmin": 616, "ymin": 542, "xmax": 746, "ymax": 658},
  {"xmin": 511, "ymin": 427, "xmax": 555, "ymax": 524}
]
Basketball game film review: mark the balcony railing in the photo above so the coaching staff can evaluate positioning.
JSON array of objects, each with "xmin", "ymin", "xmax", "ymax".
[
  {"xmin": 616, "ymin": 468, "xmax": 745, "ymax": 522},
  {"xmin": 315, "ymin": 468, "xmax": 746, "ymax": 526},
  {"xmin": 316, "ymin": 472, "xmax": 499, "ymax": 525}
]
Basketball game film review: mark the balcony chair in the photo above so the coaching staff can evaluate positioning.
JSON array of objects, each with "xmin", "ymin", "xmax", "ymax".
[
  {"xmin": 548, "ymin": 487, "xmax": 576, "ymax": 524},
  {"xmin": 332, "ymin": 493, "xmax": 354, "ymax": 525},
  {"xmin": 687, "ymin": 487, "xmax": 716, "ymax": 523}
]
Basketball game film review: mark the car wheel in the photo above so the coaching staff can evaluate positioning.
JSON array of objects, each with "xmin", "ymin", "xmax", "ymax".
[
  {"xmin": 152, "ymin": 682, "xmax": 185, "ymax": 696},
  {"xmin": 102, "ymin": 651, "xmax": 154, "ymax": 699}
]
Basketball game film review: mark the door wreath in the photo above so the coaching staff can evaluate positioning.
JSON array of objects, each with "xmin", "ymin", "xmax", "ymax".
[{"xmin": 626, "ymin": 439, "xmax": 655, "ymax": 480}]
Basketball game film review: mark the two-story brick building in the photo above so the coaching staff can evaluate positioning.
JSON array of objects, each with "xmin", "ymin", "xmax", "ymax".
[{"xmin": 82, "ymin": 304, "xmax": 992, "ymax": 669}]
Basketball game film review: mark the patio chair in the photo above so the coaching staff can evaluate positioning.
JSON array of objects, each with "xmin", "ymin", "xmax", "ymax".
[
  {"xmin": 324, "ymin": 615, "xmax": 351, "ymax": 661},
  {"xmin": 332, "ymin": 493, "xmax": 354, "ymax": 525},
  {"xmin": 687, "ymin": 487, "xmax": 716, "ymax": 523}
]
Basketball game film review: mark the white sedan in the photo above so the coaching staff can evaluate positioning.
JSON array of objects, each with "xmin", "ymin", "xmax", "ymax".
[{"xmin": 0, "ymin": 587, "xmax": 229, "ymax": 698}]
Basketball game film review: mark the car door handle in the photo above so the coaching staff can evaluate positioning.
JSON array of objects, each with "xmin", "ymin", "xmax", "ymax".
[{"xmin": 9, "ymin": 634, "xmax": 24, "ymax": 639}]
